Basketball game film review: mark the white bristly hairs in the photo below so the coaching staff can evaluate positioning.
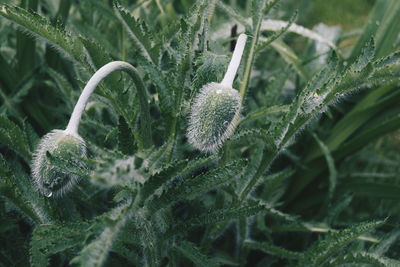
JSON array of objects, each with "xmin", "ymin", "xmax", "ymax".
[
  {"xmin": 187, "ymin": 34, "xmax": 247, "ymax": 153},
  {"xmin": 32, "ymin": 61, "xmax": 148, "ymax": 197}
]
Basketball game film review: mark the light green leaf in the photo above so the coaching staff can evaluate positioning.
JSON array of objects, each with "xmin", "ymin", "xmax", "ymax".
[
  {"xmin": 301, "ymin": 220, "xmax": 385, "ymax": 266},
  {"xmin": 174, "ymin": 241, "xmax": 219, "ymax": 267}
]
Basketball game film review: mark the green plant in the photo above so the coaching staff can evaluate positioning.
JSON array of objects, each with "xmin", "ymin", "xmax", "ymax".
[{"xmin": 1, "ymin": 0, "xmax": 400, "ymax": 266}]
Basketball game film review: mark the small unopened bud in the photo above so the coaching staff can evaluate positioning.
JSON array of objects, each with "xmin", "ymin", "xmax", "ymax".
[
  {"xmin": 30, "ymin": 61, "xmax": 150, "ymax": 197},
  {"xmin": 31, "ymin": 130, "xmax": 86, "ymax": 197},
  {"xmin": 187, "ymin": 34, "xmax": 247, "ymax": 152},
  {"xmin": 187, "ymin": 83, "xmax": 241, "ymax": 152}
]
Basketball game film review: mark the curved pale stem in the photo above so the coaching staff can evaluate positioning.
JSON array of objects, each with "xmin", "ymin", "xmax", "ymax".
[
  {"xmin": 220, "ymin": 34, "xmax": 248, "ymax": 88},
  {"xmin": 65, "ymin": 61, "xmax": 152, "ymax": 147}
]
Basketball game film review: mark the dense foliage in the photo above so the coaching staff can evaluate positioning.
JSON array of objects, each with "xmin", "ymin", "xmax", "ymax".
[{"xmin": 1, "ymin": 0, "xmax": 400, "ymax": 266}]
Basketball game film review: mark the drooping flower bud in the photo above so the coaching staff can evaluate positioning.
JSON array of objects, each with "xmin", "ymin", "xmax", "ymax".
[
  {"xmin": 31, "ymin": 130, "xmax": 86, "ymax": 197},
  {"xmin": 31, "ymin": 61, "xmax": 150, "ymax": 197},
  {"xmin": 187, "ymin": 34, "xmax": 247, "ymax": 152}
]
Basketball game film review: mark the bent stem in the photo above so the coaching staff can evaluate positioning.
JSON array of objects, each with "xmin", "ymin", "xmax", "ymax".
[
  {"xmin": 220, "ymin": 34, "xmax": 248, "ymax": 88},
  {"xmin": 65, "ymin": 61, "xmax": 152, "ymax": 148}
]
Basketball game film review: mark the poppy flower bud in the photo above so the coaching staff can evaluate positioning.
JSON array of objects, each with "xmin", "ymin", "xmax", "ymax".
[
  {"xmin": 187, "ymin": 34, "xmax": 247, "ymax": 152},
  {"xmin": 31, "ymin": 61, "xmax": 150, "ymax": 197},
  {"xmin": 31, "ymin": 130, "xmax": 86, "ymax": 197}
]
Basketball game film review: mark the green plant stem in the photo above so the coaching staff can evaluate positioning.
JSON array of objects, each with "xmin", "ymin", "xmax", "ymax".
[
  {"xmin": 66, "ymin": 61, "xmax": 152, "ymax": 149},
  {"xmin": 239, "ymin": 0, "xmax": 278, "ymax": 100},
  {"xmin": 238, "ymin": 149, "xmax": 276, "ymax": 203},
  {"xmin": 234, "ymin": 2, "xmax": 284, "ymax": 203}
]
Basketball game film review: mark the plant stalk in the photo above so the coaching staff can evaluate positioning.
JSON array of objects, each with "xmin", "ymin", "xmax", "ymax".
[
  {"xmin": 65, "ymin": 61, "xmax": 152, "ymax": 147},
  {"xmin": 220, "ymin": 34, "xmax": 247, "ymax": 88}
]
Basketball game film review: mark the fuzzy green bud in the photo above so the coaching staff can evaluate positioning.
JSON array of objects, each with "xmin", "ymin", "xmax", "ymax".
[
  {"xmin": 186, "ymin": 34, "xmax": 247, "ymax": 153},
  {"xmin": 30, "ymin": 61, "xmax": 148, "ymax": 197},
  {"xmin": 31, "ymin": 130, "xmax": 86, "ymax": 197},
  {"xmin": 187, "ymin": 83, "xmax": 241, "ymax": 152}
]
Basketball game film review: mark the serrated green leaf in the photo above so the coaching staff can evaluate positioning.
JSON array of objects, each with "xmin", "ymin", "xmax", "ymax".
[
  {"xmin": 257, "ymin": 11, "xmax": 298, "ymax": 53},
  {"xmin": 350, "ymin": 38, "xmax": 375, "ymax": 72},
  {"xmin": 240, "ymin": 104, "xmax": 290, "ymax": 124},
  {"xmin": 374, "ymin": 51, "xmax": 400, "ymax": 69},
  {"xmin": 231, "ymin": 129, "xmax": 275, "ymax": 149},
  {"xmin": 301, "ymin": 220, "xmax": 385, "ymax": 266},
  {"xmin": 113, "ymin": 0, "xmax": 158, "ymax": 64},
  {"xmin": 216, "ymin": 1, "xmax": 250, "ymax": 28},
  {"xmin": 30, "ymin": 221, "xmax": 93, "ymax": 267},
  {"xmin": 273, "ymin": 52, "xmax": 338, "ymax": 148},
  {"xmin": 140, "ymin": 155, "xmax": 216, "ymax": 203},
  {"xmin": 165, "ymin": 202, "xmax": 289, "ymax": 239},
  {"xmin": 174, "ymin": 241, "xmax": 219, "ymax": 267},
  {"xmin": 326, "ymin": 252, "xmax": 400, "ymax": 267},
  {"xmin": 147, "ymin": 160, "xmax": 246, "ymax": 210},
  {"xmin": 70, "ymin": 199, "xmax": 133, "ymax": 267},
  {"xmin": 0, "ymin": 116, "xmax": 31, "ymax": 162},
  {"xmin": 244, "ymin": 241, "xmax": 302, "ymax": 260},
  {"xmin": 0, "ymin": 5, "xmax": 84, "ymax": 65},
  {"xmin": 0, "ymin": 155, "xmax": 52, "ymax": 224},
  {"xmin": 79, "ymin": 36, "xmax": 113, "ymax": 74}
]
